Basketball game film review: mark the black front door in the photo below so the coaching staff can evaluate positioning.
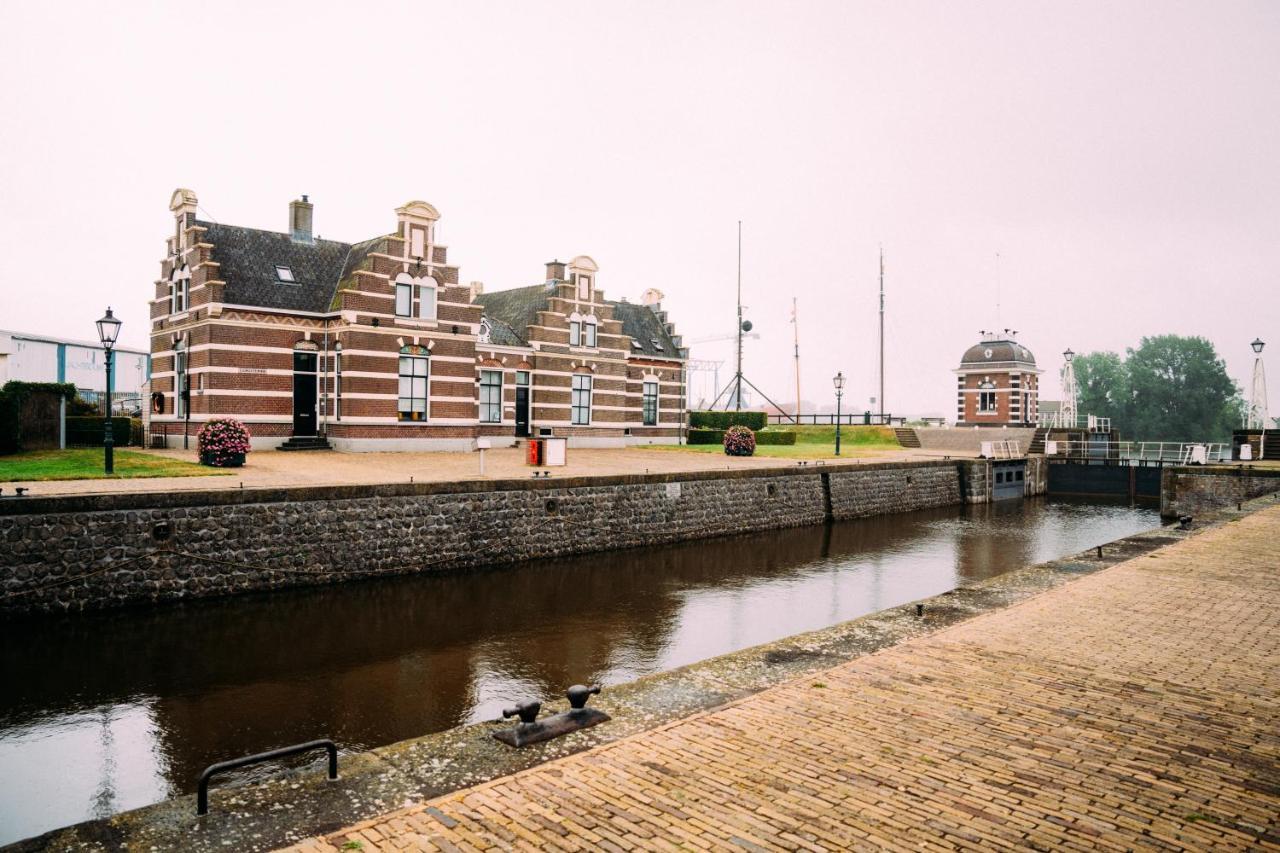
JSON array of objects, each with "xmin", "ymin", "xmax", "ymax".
[
  {"xmin": 515, "ymin": 386, "xmax": 531, "ymax": 438},
  {"xmin": 293, "ymin": 352, "xmax": 317, "ymax": 436}
]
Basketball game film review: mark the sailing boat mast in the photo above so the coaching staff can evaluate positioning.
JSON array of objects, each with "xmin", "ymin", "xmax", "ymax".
[
  {"xmin": 792, "ymin": 297, "xmax": 801, "ymax": 422},
  {"xmin": 878, "ymin": 246, "xmax": 885, "ymax": 422}
]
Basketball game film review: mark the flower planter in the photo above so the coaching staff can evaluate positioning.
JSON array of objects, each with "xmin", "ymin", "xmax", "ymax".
[{"xmin": 200, "ymin": 452, "xmax": 245, "ymax": 468}]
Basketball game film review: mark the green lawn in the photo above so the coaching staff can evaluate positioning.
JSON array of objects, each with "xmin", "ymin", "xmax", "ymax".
[
  {"xmin": 644, "ymin": 425, "xmax": 902, "ymax": 459},
  {"xmin": 0, "ymin": 449, "xmax": 230, "ymax": 482}
]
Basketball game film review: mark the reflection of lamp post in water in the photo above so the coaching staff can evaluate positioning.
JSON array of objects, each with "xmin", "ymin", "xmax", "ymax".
[{"xmin": 1248, "ymin": 338, "xmax": 1268, "ymax": 430}]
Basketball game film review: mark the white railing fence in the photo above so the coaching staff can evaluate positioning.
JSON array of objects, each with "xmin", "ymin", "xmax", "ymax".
[{"xmin": 1044, "ymin": 440, "xmax": 1231, "ymax": 464}]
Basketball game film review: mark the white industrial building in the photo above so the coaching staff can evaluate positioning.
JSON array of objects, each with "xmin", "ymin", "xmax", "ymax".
[{"xmin": 0, "ymin": 329, "xmax": 151, "ymax": 407}]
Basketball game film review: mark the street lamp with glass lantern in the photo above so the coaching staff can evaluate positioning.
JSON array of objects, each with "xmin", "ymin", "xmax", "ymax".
[
  {"xmin": 96, "ymin": 307, "xmax": 122, "ymax": 474},
  {"xmin": 833, "ymin": 371, "xmax": 845, "ymax": 456},
  {"xmin": 1248, "ymin": 338, "xmax": 1268, "ymax": 430}
]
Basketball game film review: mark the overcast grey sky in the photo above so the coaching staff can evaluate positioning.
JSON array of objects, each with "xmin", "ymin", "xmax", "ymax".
[{"xmin": 1, "ymin": 1, "xmax": 1276, "ymax": 415}]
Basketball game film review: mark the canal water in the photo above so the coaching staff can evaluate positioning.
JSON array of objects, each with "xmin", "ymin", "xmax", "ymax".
[{"xmin": 0, "ymin": 497, "xmax": 1159, "ymax": 844}]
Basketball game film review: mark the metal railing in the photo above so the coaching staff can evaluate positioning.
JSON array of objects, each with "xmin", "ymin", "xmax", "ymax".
[
  {"xmin": 981, "ymin": 440, "xmax": 1022, "ymax": 459},
  {"xmin": 767, "ymin": 413, "xmax": 898, "ymax": 426},
  {"xmin": 1045, "ymin": 440, "xmax": 1231, "ymax": 464},
  {"xmin": 197, "ymin": 739, "xmax": 338, "ymax": 815}
]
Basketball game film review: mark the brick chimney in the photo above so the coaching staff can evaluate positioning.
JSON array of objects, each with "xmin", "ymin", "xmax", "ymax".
[
  {"xmin": 546, "ymin": 260, "xmax": 566, "ymax": 282},
  {"xmin": 290, "ymin": 195, "xmax": 314, "ymax": 244}
]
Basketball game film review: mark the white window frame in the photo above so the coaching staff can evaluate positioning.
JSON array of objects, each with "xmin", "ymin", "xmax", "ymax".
[
  {"xmin": 569, "ymin": 319, "xmax": 581, "ymax": 347},
  {"xmin": 395, "ymin": 273, "xmax": 413, "ymax": 317},
  {"xmin": 397, "ymin": 349, "xmax": 430, "ymax": 421},
  {"xmin": 571, "ymin": 373, "xmax": 592, "ymax": 425},
  {"xmin": 334, "ymin": 344, "xmax": 342, "ymax": 421},
  {"xmin": 479, "ymin": 369, "xmax": 503, "ymax": 423},
  {"xmin": 978, "ymin": 382, "xmax": 997, "ymax": 413},
  {"xmin": 174, "ymin": 340, "xmax": 188, "ymax": 417},
  {"xmin": 642, "ymin": 379, "xmax": 659, "ymax": 426},
  {"xmin": 170, "ymin": 265, "xmax": 189, "ymax": 314},
  {"xmin": 583, "ymin": 317, "xmax": 598, "ymax": 348},
  {"xmin": 577, "ymin": 274, "xmax": 591, "ymax": 300},
  {"xmin": 417, "ymin": 278, "xmax": 437, "ymax": 320}
]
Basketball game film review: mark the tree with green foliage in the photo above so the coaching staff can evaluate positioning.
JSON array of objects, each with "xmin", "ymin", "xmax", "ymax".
[
  {"xmin": 1073, "ymin": 351, "xmax": 1130, "ymax": 426},
  {"xmin": 1071, "ymin": 336, "xmax": 1241, "ymax": 442},
  {"xmin": 1124, "ymin": 335, "xmax": 1240, "ymax": 442}
]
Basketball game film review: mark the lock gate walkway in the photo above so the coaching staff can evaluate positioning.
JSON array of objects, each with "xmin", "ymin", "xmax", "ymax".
[{"xmin": 285, "ymin": 506, "xmax": 1280, "ymax": 852}]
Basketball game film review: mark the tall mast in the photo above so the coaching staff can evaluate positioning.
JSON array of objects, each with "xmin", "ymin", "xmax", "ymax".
[
  {"xmin": 878, "ymin": 246, "xmax": 885, "ymax": 421},
  {"xmin": 792, "ymin": 296, "xmax": 801, "ymax": 421},
  {"xmin": 735, "ymin": 220, "xmax": 743, "ymax": 412}
]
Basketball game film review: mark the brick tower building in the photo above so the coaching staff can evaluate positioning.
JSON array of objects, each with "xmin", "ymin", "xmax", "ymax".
[
  {"xmin": 954, "ymin": 331, "xmax": 1041, "ymax": 426},
  {"xmin": 148, "ymin": 190, "xmax": 686, "ymax": 450}
]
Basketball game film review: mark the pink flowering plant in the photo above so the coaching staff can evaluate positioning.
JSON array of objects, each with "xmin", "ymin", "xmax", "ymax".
[
  {"xmin": 196, "ymin": 418, "xmax": 251, "ymax": 467},
  {"xmin": 723, "ymin": 425, "xmax": 756, "ymax": 457}
]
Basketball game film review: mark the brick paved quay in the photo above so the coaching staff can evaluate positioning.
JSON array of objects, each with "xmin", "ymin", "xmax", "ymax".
[{"xmin": 285, "ymin": 506, "xmax": 1280, "ymax": 852}]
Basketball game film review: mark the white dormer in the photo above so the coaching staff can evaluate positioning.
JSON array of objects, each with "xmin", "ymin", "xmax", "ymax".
[{"xmin": 567, "ymin": 255, "xmax": 598, "ymax": 300}]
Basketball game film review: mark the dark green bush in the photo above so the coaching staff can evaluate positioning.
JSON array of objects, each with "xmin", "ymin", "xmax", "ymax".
[
  {"xmin": 688, "ymin": 428, "xmax": 726, "ymax": 445},
  {"xmin": 66, "ymin": 416, "xmax": 134, "ymax": 447},
  {"xmin": 689, "ymin": 410, "xmax": 767, "ymax": 431},
  {"xmin": 0, "ymin": 381, "xmax": 76, "ymax": 454},
  {"xmin": 755, "ymin": 430, "xmax": 797, "ymax": 445}
]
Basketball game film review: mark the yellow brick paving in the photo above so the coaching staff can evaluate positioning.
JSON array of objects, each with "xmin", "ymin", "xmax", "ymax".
[{"xmin": 284, "ymin": 508, "xmax": 1280, "ymax": 852}]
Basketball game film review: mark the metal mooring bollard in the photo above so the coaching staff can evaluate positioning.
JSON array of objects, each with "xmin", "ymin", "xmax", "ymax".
[
  {"xmin": 915, "ymin": 603, "xmax": 924, "ymax": 617},
  {"xmin": 1096, "ymin": 546, "xmax": 1103, "ymax": 559},
  {"xmin": 1179, "ymin": 515, "xmax": 1193, "ymax": 530},
  {"xmin": 501, "ymin": 700, "xmax": 541, "ymax": 724},
  {"xmin": 494, "ymin": 687, "xmax": 610, "ymax": 748}
]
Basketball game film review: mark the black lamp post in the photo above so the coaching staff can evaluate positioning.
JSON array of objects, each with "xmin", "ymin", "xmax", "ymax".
[
  {"xmin": 1063, "ymin": 347, "xmax": 1074, "ymax": 363},
  {"xmin": 95, "ymin": 307, "xmax": 122, "ymax": 474},
  {"xmin": 833, "ymin": 371, "xmax": 845, "ymax": 456},
  {"xmin": 1252, "ymin": 338, "xmax": 1265, "ymax": 355}
]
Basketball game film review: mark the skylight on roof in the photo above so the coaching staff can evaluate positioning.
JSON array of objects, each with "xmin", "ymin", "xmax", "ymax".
[
  {"xmin": 631, "ymin": 338, "xmax": 643, "ymax": 350},
  {"xmin": 651, "ymin": 338, "xmax": 664, "ymax": 351},
  {"xmin": 275, "ymin": 265, "xmax": 295, "ymax": 283}
]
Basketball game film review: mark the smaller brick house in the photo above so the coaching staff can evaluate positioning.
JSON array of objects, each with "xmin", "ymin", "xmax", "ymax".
[{"xmin": 954, "ymin": 332, "xmax": 1041, "ymax": 426}]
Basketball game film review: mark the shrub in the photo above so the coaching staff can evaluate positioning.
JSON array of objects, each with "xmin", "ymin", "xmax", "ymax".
[
  {"xmin": 66, "ymin": 416, "xmax": 134, "ymax": 447},
  {"xmin": 688, "ymin": 428, "xmax": 726, "ymax": 445},
  {"xmin": 689, "ymin": 410, "xmax": 767, "ymax": 431},
  {"xmin": 723, "ymin": 425, "xmax": 756, "ymax": 456},
  {"xmin": 197, "ymin": 418, "xmax": 252, "ymax": 466},
  {"xmin": 0, "ymin": 381, "xmax": 76, "ymax": 454},
  {"xmin": 755, "ymin": 430, "xmax": 797, "ymax": 446}
]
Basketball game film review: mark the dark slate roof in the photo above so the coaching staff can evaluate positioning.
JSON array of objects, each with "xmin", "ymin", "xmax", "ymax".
[
  {"xmin": 473, "ymin": 284, "xmax": 552, "ymax": 347},
  {"xmin": 959, "ymin": 338, "xmax": 1037, "ymax": 368},
  {"xmin": 610, "ymin": 300, "xmax": 682, "ymax": 359},
  {"xmin": 197, "ymin": 220, "xmax": 355, "ymax": 313}
]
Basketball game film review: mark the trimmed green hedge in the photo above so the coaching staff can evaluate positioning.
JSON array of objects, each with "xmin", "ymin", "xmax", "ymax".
[
  {"xmin": 66, "ymin": 416, "xmax": 135, "ymax": 447},
  {"xmin": 0, "ymin": 381, "xmax": 77, "ymax": 454},
  {"xmin": 688, "ymin": 428, "xmax": 726, "ymax": 445},
  {"xmin": 755, "ymin": 430, "xmax": 797, "ymax": 445},
  {"xmin": 689, "ymin": 410, "xmax": 768, "ymax": 431}
]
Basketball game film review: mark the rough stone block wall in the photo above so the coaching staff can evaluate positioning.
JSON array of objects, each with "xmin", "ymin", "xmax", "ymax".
[
  {"xmin": 827, "ymin": 465, "xmax": 962, "ymax": 520},
  {"xmin": 0, "ymin": 461, "xmax": 974, "ymax": 615},
  {"xmin": 1160, "ymin": 467, "xmax": 1280, "ymax": 518}
]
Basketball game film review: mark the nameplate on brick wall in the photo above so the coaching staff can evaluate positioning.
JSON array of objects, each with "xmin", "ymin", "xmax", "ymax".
[
  {"xmin": 665, "ymin": 482, "xmax": 682, "ymax": 499},
  {"xmin": 237, "ymin": 368, "xmax": 268, "ymax": 374}
]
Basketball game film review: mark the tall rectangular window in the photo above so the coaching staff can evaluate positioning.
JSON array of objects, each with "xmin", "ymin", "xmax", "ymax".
[
  {"xmin": 334, "ymin": 349, "xmax": 342, "ymax": 421},
  {"xmin": 571, "ymin": 374, "xmax": 592, "ymax": 425},
  {"xmin": 479, "ymin": 369, "xmax": 502, "ymax": 423},
  {"xmin": 174, "ymin": 347, "xmax": 187, "ymax": 417},
  {"xmin": 417, "ymin": 284, "xmax": 436, "ymax": 320},
  {"xmin": 398, "ymin": 355, "xmax": 428, "ymax": 420},
  {"xmin": 395, "ymin": 282, "xmax": 412, "ymax": 317},
  {"xmin": 643, "ymin": 380, "xmax": 658, "ymax": 426},
  {"xmin": 569, "ymin": 320, "xmax": 581, "ymax": 347},
  {"xmin": 583, "ymin": 320, "xmax": 597, "ymax": 347}
]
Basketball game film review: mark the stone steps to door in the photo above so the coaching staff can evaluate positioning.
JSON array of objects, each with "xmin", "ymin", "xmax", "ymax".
[{"xmin": 279, "ymin": 436, "xmax": 333, "ymax": 452}]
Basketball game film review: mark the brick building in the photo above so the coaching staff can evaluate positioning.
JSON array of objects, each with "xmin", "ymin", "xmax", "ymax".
[
  {"xmin": 954, "ymin": 331, "xmax": 1041, "ymax": 426},
  {"xmin": 149, "ymin": 190, "xmax": 686, "ymax": 451}
]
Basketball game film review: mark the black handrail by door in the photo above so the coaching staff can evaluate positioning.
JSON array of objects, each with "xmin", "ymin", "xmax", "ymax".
[{"xmin": 197, "ymin": 739, "xmax": 338, "ymax": 815}]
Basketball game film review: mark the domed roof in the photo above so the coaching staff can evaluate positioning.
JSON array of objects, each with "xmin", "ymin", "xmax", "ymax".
[{"xmin": 959, "ymin": 336, "xmax": 1036, "ymax": 367}]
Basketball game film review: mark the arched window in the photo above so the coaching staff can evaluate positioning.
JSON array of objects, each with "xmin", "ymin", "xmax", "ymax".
[
  {"xmin": 979, "ymin": 381, "xmax": 997, "ymax": 413},
  {"xmin": 642, "ymin": 375, "xmax": 659, "ymax": 426},
  {"xmin": 479, "ymin": 364, "xmax": 503, "ymax": 423},
  {"xmin": 583, "ymin": 316, "xmax": 598, "ymax": 348},
  {"xmin": 394, "ymin": 273, "xmax": 438, "ymax": 320},
  {"xmin": 398, "ymin": 345, "xmax": 429, "ymax": 421}
]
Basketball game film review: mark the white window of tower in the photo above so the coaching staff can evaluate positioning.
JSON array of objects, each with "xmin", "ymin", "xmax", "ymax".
[{"xmin": 577, "ymin": 275, "xmax": 591, "ymax": 300}]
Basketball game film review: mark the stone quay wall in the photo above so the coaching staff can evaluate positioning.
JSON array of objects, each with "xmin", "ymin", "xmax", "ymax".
[
  {"xmin": 2, "ymin": 459, "xmax": 1027, "ymax": 616},
  {"xmin": 1161, "ymin": 465, "xmax": 1280, "ymax": 518}
]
